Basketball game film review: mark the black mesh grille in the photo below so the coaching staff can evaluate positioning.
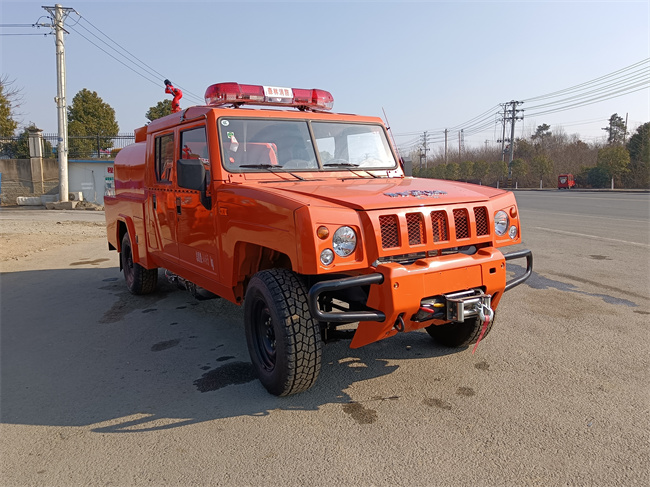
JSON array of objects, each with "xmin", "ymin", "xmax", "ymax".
[
  {"xmin": 474, "ymin": 207, "xmax": 489, "ymax": 236},
  {"xmin": 430, "ymin": 211, "xmax": 448, "ymax": 242},
  {"xmin": 379, "ymin": 215, "xmax": 400, "ymax": 248},
  {"xmin": 406, "ymin": 213, "xmax": 425, "ymax": 245},
  {"xmin": 453, "ymin": 209, "xmax": 470, "ymax": 239}
]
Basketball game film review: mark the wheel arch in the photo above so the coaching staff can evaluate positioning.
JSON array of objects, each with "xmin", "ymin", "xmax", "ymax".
[{"xmin": 232, "ymin": 241, "xmax": 293, "ymax": 303}]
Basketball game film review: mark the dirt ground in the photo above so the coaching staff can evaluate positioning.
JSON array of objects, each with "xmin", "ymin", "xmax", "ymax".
[{"xmin": 0, "ymin": 206, "xmax": 106, "ymax": 262}]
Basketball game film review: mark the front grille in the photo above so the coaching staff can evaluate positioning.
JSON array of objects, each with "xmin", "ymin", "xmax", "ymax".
[
  {"xmin": 379, "ymin": 215, "xmax": 400, "ymax": 248},
  {"xmin": 378, "ymin": 206, "xmax": 490, "ymax": 251},
  {"xmin": 474, "ymin": 206, "xmax": 489, "ymax": 236},
  {"xmin": 406, "ymin": 213, "xmax": 425, "ymax": 245},
  {"xmin": 453, "ymin": 209, "xmax": 470, "ymax": 239},
  {"xmin": 431, "ymin": 210, "xmax": 448, "ymax": 242}
]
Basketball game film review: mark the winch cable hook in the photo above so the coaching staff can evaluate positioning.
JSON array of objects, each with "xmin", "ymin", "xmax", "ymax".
[{"xmin": 472, "ymin": 303, "xmax": 494, "ymax": 354}]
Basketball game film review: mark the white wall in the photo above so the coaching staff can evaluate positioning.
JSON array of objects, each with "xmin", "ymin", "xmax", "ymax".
[{"xmin": 68, "ymin": 161, "xmax": 114, "ymax": 205}]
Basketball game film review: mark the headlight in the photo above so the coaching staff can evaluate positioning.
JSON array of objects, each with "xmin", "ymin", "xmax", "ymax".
[
  {"xmin": 508, "ymin": 225, "xmax": 518, "ymax": 239},
  {"xmin": 494, "ymin": 210, "xmax": 509, "ymax": 236},
  {"xmin": 320, "ymin": 249, "xmax": 334, "ymax": 266},
  {"xmin": 333, "ymin": 226, "xmax": 357, "ymax": 257}
]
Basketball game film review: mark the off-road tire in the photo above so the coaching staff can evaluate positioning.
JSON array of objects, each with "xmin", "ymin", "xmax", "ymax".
[
  {"xmin": 425, "ymin": 315, "xmax": 495, "ymax": 348},
  {"xmin": 121, "ymin": 232, "xmax": 158, "ymax": 295},
  {"xmin": 244, "ymin": 269, "xmax": 322, "ymax": 396}
]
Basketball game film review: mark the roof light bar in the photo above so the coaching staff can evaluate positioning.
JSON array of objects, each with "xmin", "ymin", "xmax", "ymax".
[{"xmin": 204, "ymin": 83, "xmax": 334, "ymax": 111}]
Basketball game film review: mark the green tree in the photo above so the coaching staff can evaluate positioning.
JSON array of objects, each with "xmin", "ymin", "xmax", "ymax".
[
  {"xmin": 602, "ymin": 113, "xmax": 627, "ymax": 145},
  {"xmin": 431, "ymin": 163, "xmax": 446, "ymax": 179},
  {"xmin": 510, "ymin": 158, "xmax": 528, "ymax": 182},
  {"xmin": 529, "ymin": 154, "xmax": 553, "ymax": 185},
  {"xmin": 145, "ymin": 99, "xmax": 173, "ymax": 122},
  {"xmin": 68, "ymin": 88, "xmax": 119, "ymax": 158},
  {"xmin": 0, "ymin": 76, "xmax": 20, "ymax": 137},
  {"xmin": 587, "ymin": 166, "xmax": 610, "ymax": 188},
  {"xmin": 531, "ymin": 123, "xmax": 552, "ymax": 147},
  {"xmin": 490, "ymin": 160, "xmax": 508, "ymax": 185},
  {"xmin": 473, "ymin": 160, "xmax": 490, "ymax": 183},
  {"xmin": 625, "ymin": 122, "xmax": 650, "ymax": 188},
  {"xmin": 459, "ymin": 160, "xmax": 474, "ymax": 181},
  {"xmin": 445, "ymin": 162, "xmax": 460, "ymax": 180},
  {"xmin": 597, "ymin": 145, "xmax": 630, "ymax": 185}
]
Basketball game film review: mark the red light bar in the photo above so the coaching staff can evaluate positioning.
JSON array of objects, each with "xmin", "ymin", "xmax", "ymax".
[{"xmin": 204, "ymin": 83, "xmax": 333, "ymax": 110}]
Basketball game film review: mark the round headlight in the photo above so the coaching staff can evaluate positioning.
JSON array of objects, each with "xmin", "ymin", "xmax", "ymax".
[
  {"xmin": 320, "ymin": 248, "xmax": 334, "ymax": 266},
  {"xmin": 494, "ymin": 210, "xmax": 509, "ymax": 236},
  {"xmin": 508, "ymin": 225, "xmax": 518, "ymax": 239},
  {"xmin": 333, "ymin": 226, "xmax": 357, "ymax": 257}
]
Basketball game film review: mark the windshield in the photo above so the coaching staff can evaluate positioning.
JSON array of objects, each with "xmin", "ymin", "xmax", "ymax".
[{"xmin": 218, "ymin": 118, "xmax": 397, "ymax": 173}]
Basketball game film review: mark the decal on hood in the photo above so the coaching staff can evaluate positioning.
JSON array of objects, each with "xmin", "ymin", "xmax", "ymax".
[{"xmin": 384, "ymin": 190, "xmax": 447, "ymax": 198}]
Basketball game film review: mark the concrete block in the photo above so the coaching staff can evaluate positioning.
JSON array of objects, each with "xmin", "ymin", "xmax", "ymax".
[{"xmin": 45, "ymin": 201, "xmax": 79, "ymax": 210}]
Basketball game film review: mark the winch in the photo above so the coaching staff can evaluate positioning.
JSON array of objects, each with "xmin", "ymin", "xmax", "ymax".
[{"xmin": 413, "ymin": 289, "xmax": 493, "ymax": 324}]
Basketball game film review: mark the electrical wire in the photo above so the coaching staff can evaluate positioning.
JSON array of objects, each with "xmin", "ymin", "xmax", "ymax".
[{"xmin": 73, "ymin": 13, "xmax": 205, "ymax": 103}]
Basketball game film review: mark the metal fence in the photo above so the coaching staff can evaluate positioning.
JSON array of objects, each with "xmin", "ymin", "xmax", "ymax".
[{"xmin": 0, "ymin": 133, "xmax": 135, "ymax": 159}]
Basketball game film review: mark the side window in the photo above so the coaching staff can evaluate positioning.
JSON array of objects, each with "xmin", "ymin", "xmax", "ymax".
[
  {"xmin": 155, "ymin": 133, "xmax": 175, "ymax": 183},
  {"xmin": 180, "ymin": 126, "xmax": 209, "ymax": 167}
]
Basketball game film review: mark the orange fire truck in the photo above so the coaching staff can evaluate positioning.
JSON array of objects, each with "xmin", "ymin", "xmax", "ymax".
[{"xmin": 105, "ymin": 83, "xmax": 532, "ymax": 396}]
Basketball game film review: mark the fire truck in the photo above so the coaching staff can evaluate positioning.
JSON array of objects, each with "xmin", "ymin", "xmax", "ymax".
[{"xmin": 105, "ymin": 82, "xmax": 532, "ymax": 396}]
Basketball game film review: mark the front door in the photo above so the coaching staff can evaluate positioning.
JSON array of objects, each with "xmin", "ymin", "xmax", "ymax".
[{"xmin": 175, "ymin": 126, "xmax": 218, "ymax": 278}]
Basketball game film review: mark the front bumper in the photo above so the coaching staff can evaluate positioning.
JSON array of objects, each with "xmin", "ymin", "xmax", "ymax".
[{"xmin": 308, "ymin": 248, "xmax": 533, "ymax": 348}]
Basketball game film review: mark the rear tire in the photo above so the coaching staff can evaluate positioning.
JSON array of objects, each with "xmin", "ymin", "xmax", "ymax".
[
  {"xmin": 425, "ymin": 316, "xmax": 494, "ymax": 348},
  {"xmin": 244, "ymin": 269, "xmax": 322, "ymax": 396},
  {"xmin": 121, "ymin": 232, "xmax": 158, "ymax": 295}
]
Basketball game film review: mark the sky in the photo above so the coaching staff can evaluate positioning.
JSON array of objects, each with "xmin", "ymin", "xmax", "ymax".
[{"xmin": 1, "ymin": 0, "xmax": 649, "ymax": 155}]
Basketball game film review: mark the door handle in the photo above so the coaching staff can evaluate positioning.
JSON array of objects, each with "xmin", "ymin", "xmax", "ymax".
[
  {"xmin": 176, "ymin": 197, "xmax": 181, "ymax": 215},
  {"xmin": 152, "ymin": 194, "xmax": 157, "ymax": 210}
]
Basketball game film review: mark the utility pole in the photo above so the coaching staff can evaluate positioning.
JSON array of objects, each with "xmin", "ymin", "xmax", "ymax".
[
  {"xmin": 420, "ymin": 131, "xmax": 429, "ymax": 170},
  {"xmin": 498, "ymin": 104, "xmax": 508, "ymax": 162},
  {"xmin": 444, "ymin": 129, "xmax": 448, "ymax": 164},
  {"xmin": 42, "ymin": 4, "xmax": 74, "ymax": 203},
  {"xmin": 500, "ymin": 100, "xmax": 524, "ymax": 177}
]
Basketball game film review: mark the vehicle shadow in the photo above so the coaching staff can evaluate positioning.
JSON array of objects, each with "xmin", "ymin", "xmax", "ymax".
[{"xmin": 0, "ymin": 265, "xmax": 460, "ymax": 433}]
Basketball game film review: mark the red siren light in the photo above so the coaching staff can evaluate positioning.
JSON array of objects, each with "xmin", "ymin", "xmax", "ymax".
[{"xmin": 204, "ymin": 83, "xmax": 334, "ymax": 111}]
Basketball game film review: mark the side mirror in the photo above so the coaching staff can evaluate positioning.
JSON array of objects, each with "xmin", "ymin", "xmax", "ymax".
[
  {"xmin": 177, "ymin": 158, "xmax": 206, "ymax": 191},
  {"xmin": 177, "ymin": 159, "xmax": 212, "ymax": 210}
]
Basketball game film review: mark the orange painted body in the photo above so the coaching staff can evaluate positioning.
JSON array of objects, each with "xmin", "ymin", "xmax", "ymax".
[{"xmin": 106, "ymin": 103, "xmax": 526, "ymax": 348}]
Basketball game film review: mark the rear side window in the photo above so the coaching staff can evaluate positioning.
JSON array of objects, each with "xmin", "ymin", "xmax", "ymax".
[{"xmin": 155, "ymin": 133, "xmax": 175, "ymax": 183}]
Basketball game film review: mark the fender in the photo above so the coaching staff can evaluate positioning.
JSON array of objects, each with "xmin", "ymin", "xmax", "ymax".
[{"xmin": 117, "ymin": 214, "xmax": 152, "ymax": 269}]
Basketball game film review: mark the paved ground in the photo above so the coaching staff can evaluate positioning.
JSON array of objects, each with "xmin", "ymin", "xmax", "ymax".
[{"xmin": 1, "ymin": 191, "xmax": 648, "ymax": 486}]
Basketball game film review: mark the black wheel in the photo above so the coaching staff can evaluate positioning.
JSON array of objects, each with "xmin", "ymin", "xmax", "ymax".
[
  {"xmin": 244, "ymin": 269, "xmax": 322, "ymax": 396},
  {"xmin": 425, "ymin": 316, "xmax": 495, "ymax": 348},
  {"xmin": 121, "ymin": 232, "xmax": 158, "ymax": 295}
]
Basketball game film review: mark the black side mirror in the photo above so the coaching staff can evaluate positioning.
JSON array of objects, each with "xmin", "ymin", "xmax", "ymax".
[
  {"xmin": 177, "ymin": 159, "xmax": 212, "ymax": 209},
  {"xmin": 177, "ymin": 158, "xmax": 206, "ymax": 191}
]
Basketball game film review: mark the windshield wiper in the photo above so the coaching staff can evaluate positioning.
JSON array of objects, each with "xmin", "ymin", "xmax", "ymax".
[
  {"xmin": 238, "ymin": 164, "xmax": 305, "ymax": 181},
  {"xmin": 324, "ymin": 162, "xmax": 360, "ymax": 168},
  {"xmin": 323, "ymin": 162, "xmax": 381, "ymax": 178}
]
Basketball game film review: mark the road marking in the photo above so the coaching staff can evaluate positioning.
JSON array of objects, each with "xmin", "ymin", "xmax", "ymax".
[
  {"xmin": 533, "ymin": 227, "xmax": 650, "ymax": 247},
  {"xmin": 524, "ymin": 210, "xmax": 649, "ymax": 223}
]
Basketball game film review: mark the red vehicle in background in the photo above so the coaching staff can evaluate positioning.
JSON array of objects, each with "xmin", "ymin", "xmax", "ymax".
[{"xmin": 558, "ymin": 174, "xmax": 576, "ymax": 189}]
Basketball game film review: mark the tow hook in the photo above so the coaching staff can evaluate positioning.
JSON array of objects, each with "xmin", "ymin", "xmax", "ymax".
[
  {"xmin": 472, "ymin": 301, "xmax": 495, "ymax": 354},
  {"xmin": 393, "ymin": 314, "xmax": 405, "ymax": 332},
  {"xmin": 477, "ymin": 301, "xmax": 494, "ymax": 325}
]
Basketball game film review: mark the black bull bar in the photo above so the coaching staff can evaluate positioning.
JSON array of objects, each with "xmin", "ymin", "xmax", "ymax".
[{"xmin": 307, "ymin": 249, "xmax": 533, "ymax": 323}]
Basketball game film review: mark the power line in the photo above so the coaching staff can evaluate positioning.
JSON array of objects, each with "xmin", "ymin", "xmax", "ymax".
[{"xmin": 72, "ymin": 13, "xmax": 204, "ymax": 103}]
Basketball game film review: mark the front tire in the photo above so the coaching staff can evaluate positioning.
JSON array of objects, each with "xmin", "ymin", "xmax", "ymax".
[
  {"xmin": 244, "ymin": 269, "xmax": 322, "ymax": 396},
  {"xmin": 425, "ymin": 316, "xmax": 494, "ymax": 348},
  {"xmin": 121, "ymin": 232, "xmax": 158, "ymax": 295}
]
